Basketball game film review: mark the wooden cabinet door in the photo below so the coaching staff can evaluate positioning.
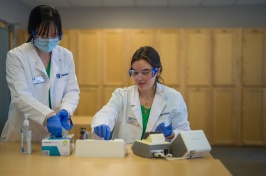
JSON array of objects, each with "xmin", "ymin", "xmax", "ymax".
[
  {"xmin": 102, "ymin": 30, "xmax": 127, "ymax": 103},
  {"xmin": 60, "ymin": 30, "xmax": 78, "ymax": 70},
  {"xmin": 103, "ymin": 87, "xmax": 118, "ymax": 105},
  {"xmin": 185, "ymin": 29, "xmax": 211, "ymax": 86},
  {"xmin": 187, "ymin": 88, "xmax": 212, "ymax": 144},
  {"xmin": 155, "ymin": 29, "xmax": 181, "ymax": 91},
  {"xmin": 16, "ymin": 29, "xmax": 28, "ymax": 46},
  {"xmin": 60, "ymin": 30, "xmax": 73, "ymax": 50},
  {"xmin": 128, "ymin": 29, "xmax": 155, "ymax": 55},
  {"xmin": 76, "ymin": 87, "xmax": 100, "ymax": 116},
  {"xmin": 103, "ymin": 30, "xmax": 126, "ymax": 86},
  {"xmin": 213, "ymin": 88, "xmax": 236, "ymax": 144},
  {"xmin": 213, "ymin": 29, "xmax": 238, "ymax": 86},
  {"xmin": 75, "ymin": 30, "xmax": 102, "ymax": 115},
  {"xmin": 242, "ymin": 29, "xmax": 266, "ymax": 86},
  {"xmin": 242, "ymin": 88, "xmax": 265, "ymax": 145},
  {"xmin": 77, "ymin": 30, "xmax": 101, "ymax": 86}
]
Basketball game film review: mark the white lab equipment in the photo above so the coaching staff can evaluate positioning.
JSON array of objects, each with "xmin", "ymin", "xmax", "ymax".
[
  {"xmin": 75, "ymin": 139, "xmax": 127, "ymax": 158},
  {"xmin": 131, "ymin": 130, "xmax": 211, "ymax": 159},
  {"xmin": 21, "ymin": 115, "xmax": 32, "ymax": 154},
  {"xmin": 170, "ymin": 130, "xmax": 211, "ymax": 158},
  {"xmin": 131, "ymin": 132, "xmax": 170, "ymax": 158}
]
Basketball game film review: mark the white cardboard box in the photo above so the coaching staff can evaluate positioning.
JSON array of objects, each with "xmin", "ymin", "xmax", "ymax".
[
  {"xmin": 42, "ymin": 134, "xmax": 75, "ymax": 156},
  {"xmin": 75, "ymin": 139, "xmax": 127, "ymax": 158}
]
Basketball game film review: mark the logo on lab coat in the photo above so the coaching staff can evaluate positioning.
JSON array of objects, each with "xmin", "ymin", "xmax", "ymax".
[
  {"xmin": 56, "ymin": 73, "xmax": 69, "ymax": 79},
  {"xmin": 127, "ymin": 117, "xmax": 140, "ymax": 127}
]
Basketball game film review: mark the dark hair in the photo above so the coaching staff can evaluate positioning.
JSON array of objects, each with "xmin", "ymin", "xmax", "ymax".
[
  {"xmin": 131, "ymin": 46, "xmax": 164, "ymax": 85},
  {"xmin": 26, "ymin": 5, "xmax": 62, "ymax": 42}
]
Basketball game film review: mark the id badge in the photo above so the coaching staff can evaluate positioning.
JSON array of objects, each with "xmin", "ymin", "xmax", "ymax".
[{"xmin": 33, "ymin": 76, "xmax": 45, "ymax": 84}]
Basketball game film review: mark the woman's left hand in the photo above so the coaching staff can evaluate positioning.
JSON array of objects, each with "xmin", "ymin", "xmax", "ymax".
[{"xmin": 155, "ymin": 122, "xmax": 173, "ymax": 138}]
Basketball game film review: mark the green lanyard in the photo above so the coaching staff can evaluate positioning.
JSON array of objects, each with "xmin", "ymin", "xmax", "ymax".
[
  {"xmin": 141, "ymin": 105, "xmax": 151, "ymax": 139},
  {"xmin": 46, "ymin": 60, "xmax": 52, "ymax": 109}
]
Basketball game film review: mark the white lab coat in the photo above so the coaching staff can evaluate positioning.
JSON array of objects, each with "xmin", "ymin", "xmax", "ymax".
[
  {"xmin": 1, "ymin": 42, "xmax": 80, "ymax": 142},
  {"xmin": 91, "ymin": 83, "xmax": 190, "ymax": 144}
]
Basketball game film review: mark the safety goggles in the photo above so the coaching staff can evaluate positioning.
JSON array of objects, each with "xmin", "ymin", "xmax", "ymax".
[{"xmin": 128, "ymin": 67, "xmax": 158, "ymax": 78}]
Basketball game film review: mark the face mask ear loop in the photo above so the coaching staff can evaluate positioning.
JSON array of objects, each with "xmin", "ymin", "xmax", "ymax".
[
  {"xmin": 152, "ymin": 67, "xmax": 158, "ymax": 77},
  {"xmin": 31, "ymin": 31, "xmax": 36, "ymax": 43},
  {"xmin": 59, "ymin": 31, "xmax": 63, "ymax": 40}
]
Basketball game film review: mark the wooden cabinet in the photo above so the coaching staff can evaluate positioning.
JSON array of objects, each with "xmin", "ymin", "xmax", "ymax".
[
  {"xmin": 185, "ymin": 29, "xmax": 211, "ymax": 86},
  {"xmin": 240, "ymin": 29, "xmax": 266, "ymax": 145},
  {"xmin": 77, "ymin": 87, "xmax": 101, "ymax": 115},
  {"xmin": 128, "ymin": 29, "xmax": 155, "ymax": 55},
  {"xmin": 213, "ymin": 29, "xmax": 238, "ymax": 86},
  {"xmin": 16, "ymin": 29, "xmax": 28, "ymax": 46},
  {"xmin": 102, "ymin": 30, "xmax": 127, "ymax": 102},
  {"xmin": 103, "ymin": 30, "xmax": 126, "ymax": 86},
  {"xmin": 212, "ymin": 29, "xmax": 240, "ymax": 145},
  {"xmin": 76, "ymin": 30, "xmax": 101, "ymax": 86},
  {"xmin": 213, "ymin": 88, "xmax": 236, "ymax": 144},
  {"xmin": 186, "ymin": 87, "xmax": 213, "ymax": 143},
  {"xmin": 184, "ymin": 29, "xmax": 212, "ymax": 143},
  {"xmin": 242, "ymin": 88, "xmax": 265, "ymax": 145},
  {"xmin": 242, "ymin": 29, "xmax": 266, "ymax": 86},
  {"xmin": 155, "ymin": 29, "xmax": 181, "ymax": 92},
  {"xmin": 74, "ymin": 30, "xmax": 102, "ymax": 115}
]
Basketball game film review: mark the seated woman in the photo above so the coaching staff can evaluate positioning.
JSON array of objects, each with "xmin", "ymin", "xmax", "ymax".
[{"xmin": 91, "ymin": 46, "xmax": 190, "ymax": 144}]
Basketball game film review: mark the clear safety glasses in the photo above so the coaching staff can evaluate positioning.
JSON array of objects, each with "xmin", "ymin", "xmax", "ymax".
[{"xmin": 128, "ymin": 67, "xmax": 158, "ymax": 78}]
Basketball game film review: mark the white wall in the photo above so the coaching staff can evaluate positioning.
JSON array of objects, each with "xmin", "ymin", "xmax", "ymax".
[
  {"xmin": 0, "ymin": 0, "xmax": 266, "ymax": 29},
  {"xmin": 0, "ymin": 0, "xmax": 30, "ymax": 29},
  {"xmin": 59, "ymin": 6, "xmax": 266, "ymax": 29}
]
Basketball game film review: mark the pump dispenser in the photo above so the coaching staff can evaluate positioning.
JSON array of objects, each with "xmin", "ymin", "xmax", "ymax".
[{"xmin": 21, "ymin": 115, "xmax": 32, "ymax": 154}]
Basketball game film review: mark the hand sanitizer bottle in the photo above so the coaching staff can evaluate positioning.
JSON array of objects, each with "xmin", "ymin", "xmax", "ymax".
[{"xmin": 22, "ymin": 115, "xmax": 32, "ymax": 154}]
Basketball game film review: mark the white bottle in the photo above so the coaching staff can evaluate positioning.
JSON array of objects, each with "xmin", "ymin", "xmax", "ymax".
[{"xmin": 22, "ymin": 116, "xmax": 32, "ymax": 154}]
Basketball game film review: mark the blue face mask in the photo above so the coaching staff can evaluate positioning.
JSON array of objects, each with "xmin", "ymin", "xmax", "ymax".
[{"xmin": 33, "ymin": 37, "xmax": 60, "ymax": 53}]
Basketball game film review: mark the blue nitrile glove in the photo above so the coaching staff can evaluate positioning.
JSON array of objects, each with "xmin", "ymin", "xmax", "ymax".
[
  {"xmin": 58, "ymin": 109, "xmax": 73, "ymax": 130},
  {"xmin": 155, "ymin": 122, "xmax": 173, "ymax": 138},
  {"xmin": 47, "ymin": 114, "xmax": 63, "ymax": 137},
  {"xmin": 94, "ymin": 124, "xmax": 111, "ymax": 140}
]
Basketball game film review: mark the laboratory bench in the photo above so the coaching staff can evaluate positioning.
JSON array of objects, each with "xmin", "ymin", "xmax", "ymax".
[{"xmin": 0, "ymin": 141, "xmax": 231, "ymax": 176}]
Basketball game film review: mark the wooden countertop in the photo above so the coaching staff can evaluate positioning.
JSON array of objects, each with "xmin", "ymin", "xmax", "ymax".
[{"xmin": 0, "ymin": 141, "xmax": 231, "ymax": 176}]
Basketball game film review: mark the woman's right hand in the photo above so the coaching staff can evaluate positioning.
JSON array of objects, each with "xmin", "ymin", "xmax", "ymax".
[
  {"xmin": 47, "ymin": 114, "xmax": 62, "ymax": 137},
  {"xmin": 94, "ymin": 124, "xmax": 111, "ymax": 140}
]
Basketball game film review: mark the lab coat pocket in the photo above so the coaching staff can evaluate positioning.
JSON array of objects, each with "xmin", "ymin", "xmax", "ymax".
[{"xmin": 32, "ymin": 82, "xmax": 49, "ymax": 103}]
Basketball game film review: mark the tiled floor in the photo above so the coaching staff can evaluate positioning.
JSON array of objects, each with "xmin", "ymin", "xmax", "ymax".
[{"xmin": 210, "ymin": 146, "xmax": 266, "ymax": 176}]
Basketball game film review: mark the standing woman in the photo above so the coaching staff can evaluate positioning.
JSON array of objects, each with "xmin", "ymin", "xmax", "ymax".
[
  {"xmin": 91, "ymin": 46, "xmax": 190, "ymax": 144},
  {"xmin": 1, "ymin": 5, "xmax": 80, "ymax": 142}
]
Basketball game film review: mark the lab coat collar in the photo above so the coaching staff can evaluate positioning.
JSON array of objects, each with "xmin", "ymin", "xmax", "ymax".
[
  {"xmin": 130, "ymin": 83, "xmax": 166, "ymax": 131},
  {"xmin": 28, "ymin": 42, "xmax": 45, "ymax": 73},
  {"xmin": 28, "ymin": 43, "xmax": 63, "ymax": 78}
]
